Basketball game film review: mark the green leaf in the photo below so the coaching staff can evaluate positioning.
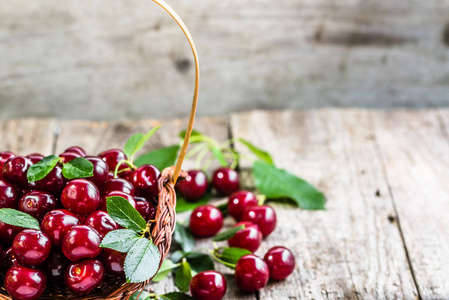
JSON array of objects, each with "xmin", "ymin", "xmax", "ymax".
[
  {"xmin": 99, "ymin": 229, "xmax": 140, "ymax": 252},
  {"xmin": 175, "ymin": 260, "xmax": 192, "ymax": 292},
  {"xmin": 124, "ymin": 238, "xmax": 161, "ymax": 283},
  {"xmin": 216, "ymin": 247, "xmax": 251, "ymax": 266},
  {"xmin": 160, "ymin": 292, "xmax": 195, "ymax": 300},
  {"xmin": 124, "ymin": 133, "xmax": 144, "ymax": 158},
  {"xmin": 176, "ymin": 193, "xmax": 210, "ymax": 213},
  {"xmin": 211, "ymin": 146, "xmax": 228, "ymax": 167},
  {"xmin": 135, "ymin": 145, "xmax": 180, "ymax": 170},
  {"xmin": 27, "ymin": 155, "xmax": 60, "ymax": 183},
  {"xmin": 212, "ymin": 225, "xmax": 245, "ymax": 242},
  {"xmin": 238, "ymin": 138, "xmax": 274, "ymax": 165},
  {"xmin": 184, "ymin": 253, "xmax": 214, "ymax": 274},
  {"xmin": 174, "ymin": 224, "xmax": 195, "ymax": 253},
  {"xmin": 216, "ymin": 202, "xmax": 228, "ymax": 216},
  {"xmin": 171, "ymin": 250, "xmax": 184, "ymax": 264},
  {"xmin": 0, "ymin": 208, "xmax": 39, "ymax": 230},
  {"xmin": 152, "ymin": 259, "xmax": 179, "ymax": 282},
  {"xmin": 178, "ymin": 129, "xmax": 203, "ymax": 140},
  {"xmin": 129, "ymin": 291, "xmax": 152, "ymax": 300},
  {"xmin": 253, "ymin": 161, "xmax": 326, "ymax": 210},
  {"xmin": 107, "ymin": 196, "xmax": 147, "ymax": 232},
  {"xmin": 62, "ymin": 157, "xmax": 94, "ymax": 179}
]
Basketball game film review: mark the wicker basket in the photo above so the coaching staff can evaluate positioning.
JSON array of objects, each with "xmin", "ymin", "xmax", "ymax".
[{"xmin": 0, "ymin": 0, "xmax": 199, "ymax": 299}]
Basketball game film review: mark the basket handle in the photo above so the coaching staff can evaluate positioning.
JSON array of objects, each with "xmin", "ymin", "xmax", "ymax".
[{"xmin": 152, "ymin": 0, "xmax": 199, "ymax": 184}]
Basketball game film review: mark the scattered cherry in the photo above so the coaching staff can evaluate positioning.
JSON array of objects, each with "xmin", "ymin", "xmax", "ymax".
[
  {"xmin": 128, "ymin": 164, "xmax": 160, "ymax": 200},
  {"xmin": 98, "ymin": 149, "xmax": 127, "ymax": 173},
  {"xmin": 212, "ymin": 167, "xmax": 239, "ymax": 196},
  {"xmin": 62, "ymin": 225, "xmax": 102, "ymax": 261},
  {"xmin": 0, "ymin": 179, "xmax": 20, "ymax": 209},
  {"xmin": 189, "ymin": 205, "xmax": 223, "ymax": 237},
  {"xmin": 190, "ymin": 271, "xmax": 227, "ymax": 300},
  {"xmin": 241, "ymin": 205, "xmax": 277, "ymax": 238},
  {"xmin": 84, "ymin": 156, "xmax": 109, "ymax": 189},
  {"xmin": 28, "ymin": 165, "xmax": 65, "ymax": 196},
  {"xmin": 41, "ymin": 250, "xmax": 70, "ymax": 284},
  {"xmin": 64, "ymin": 146, "xmax": 87, "ymax": 157},
  {"xmin": 264, "ymin": 246, "xmax": 295, "ymax": 280},
  {"xmin": 102, "ymin": 177, "xmax": 135, "ymax": 196},
  {"xmin": 64, "ymin": 259, "xmax": 104, "ymax": 295},
  {"xmin": 5, "ymin": 266, "xmax": 47, "ymax": 300},
  {"xmin": 2, "ymin": 156, "xmax": 33, "ymax": 188},
  {"xmin": 99, "ymin": 248, "xmax": 125, "ymax": 278},
  {"xmin": 227, "ymin": 190, "xmax": 258, "ymax": 221},
  {"xmin": 228, "ymin": 222, "xmax": 262, "ymax": 253},
  {"xmin": 12, "ymin": 229, "xmax": 51, "ymax": 266},
  {"xmin": 61, "ymin": 179, "xmax": 100, "ymax": 216},
  {"xmin": 234, "ymin": 254, "xmax": 269, "ymax": 292},
  {"xmin": 18, "ymin": 191, "xmax": 57, "ymax": 220},
  {"xmin": 41, "ymin": 209, "xmax": 80, "ymax": 247},
  {"xmin": 176, "ymin": 170, "xmax": 208, "ymax": 202},
  {"xmin": 83, "ymin": 210, "xmax": 118, "ymax": 238}
]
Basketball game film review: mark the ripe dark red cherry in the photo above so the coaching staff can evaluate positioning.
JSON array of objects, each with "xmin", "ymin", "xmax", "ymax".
[
  {"xmin": 212, "ymin": 167, "xmax": 239, "ymax": 196},
  {"xmin": 99, "ymin": 248, "xmax": 125, "ymax": 277},
  {"xmin": 61, "ymin": 179, "xmax": 100, "ymax": 216},
  {"xmin": 0, "ymin": 180, "xmax": 20, "ymax": 209},
  {"xmin": 41, "ymin": 209, "xmax": 80, "ymax": 247},
  {"xmin": 189, "ymin": 205, "xmax": 223, "ymax": 237},
  {"xmin": 0, "ymin": 151, "xmax": 15, "ymax": 178},
  {"xmin": 5, "ymin": 266, "xmax": 47, "ymax": 300},
  {"xmin": 100, "ymin": 191, "xmax": 136, "ymax": 211},
  {"xmin": 0, "ymin": 244, "xmax": 5, "ymax": 270},
  {"xmin": 28, "ymin": 165, "xmax": 65, "ymax": 196},
  {"xmin": 84, "ymin": 156, "xmax": 109, "ymax": 189},
  {"xmin": 62, "ymin": 225, "xmax": 102, "ymax": 261},
  {"xmin": 41, "ymin": 250, "xmax": 70, "ymax": 283},
  {"xmin": 102, "ymin": 178, "xmax": 135, "ymax": 196},
  {"xmin": 65, "ymin": 259, "xmax": 104, "ymax": 295},
  {"xmin": 26, "ymin": 153, "xmax": 44, "ymax": 164},
  {"xmin": 190, "ymin": 271, "xmax": 227, "ymax": 300},
  {"xmin": 5, "ymin": 247, "xmax": 20, "ymax": 269},
  {"xmin": 2, "ymin": 156, "xmax": 33, "ymax": 188},
  {"xmin": 0, "ymin": 221, "xmax": 23, "ymax": 248},
  {"xmin": 228, "ymin": 191, "xmax": 258, "ymax": 221},
  {"xmin": 59, "ymin": 151, "xmax": 81, "ymax": 163},
  {"xmin": 98, "ymin": 149, "xmax": 127, "ymax": 173},
  {"xmin": 64, "ymin": 146, "xmax": 87, "ymax": 157},
  {"xmin": 176, "ymin": 170, "xmax": 208, "ymax": 202},
  {"xmin": 135, "ymin": 199, "xmax": 151, "ymax": 221},
  {"xmin": 83, "ymin": 210, "xmax": 118, "ymax": 238},
  {"xmin": 18, "ymin": 191, "xmax": 57, "ymax": 220},
  {"xmin": 264, "ymin": 246, "xmax": 295, "ymax": 280},
  {"xmin": 241, "ymin": 205, "xmax": 277, "ymax": 238},
  {"xmin": 12, "ymin": 229, "xmax": 51, "ymax": 266},
  {"xmin": 128, "ymin": 164, "xmax": 161, "ymax": 200},
  {"xmin": 235, "ymin": 254, "xmax": 269, "ymax": 292},
  {"xmin": 228, "ymin": 222, "xmax": 262, "ymax": 253}
]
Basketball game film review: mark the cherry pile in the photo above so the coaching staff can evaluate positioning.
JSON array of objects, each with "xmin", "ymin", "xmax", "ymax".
[{"xmin": 0, "ymin": 148, "xmax": 160, "ymax": 300}]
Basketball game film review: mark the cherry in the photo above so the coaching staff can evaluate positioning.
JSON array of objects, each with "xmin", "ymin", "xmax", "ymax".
[
  {"xmin": 228, "ymin": 222, "xmax": 262, "ymax": 253},
  {"xmin": 26, "ymin": 153, "xmax": 44, "ymax": 164},
  {"xmin": 59, "ymin": 151, "xmax": 81, "ymax": 163},
  {"xmin": 128, "ymin": 164, "xmax": 160, "ymax": 200},
  {"xmin": 98, "ymin": 149, "xmax": 127, "ymax": 173},
  {"xmin": 176, "ymin": 170, "xmax": 208, "ymax": 202},
  {"xmin": 28, "ymin": 165, "xmax": 65, "ymax": 196},
  {"xmin": 234, "ymin": 254, "xmax": 269, "ymax": 292},
  {"xmin": 189, "ymin": 205, "xmax": 223, "ymax": 237},
  {"xmin": 84, "ymin": 156, "xmax": 109, "ymax": 189},
  {"xmin": 212, "ymin": 167, "xmax": 239, "ymax": 196},
  {"xmin": 18, "ymin": 191, "xmax": 57, "ymax": 220},
  {"xmin": 0, "ymin": 151, "xmax": 15, "ymax": 178},
  {"xmin": 0, "ymin": 221, "xmax": 23, "ymax": 248},
  {"xmin": 0, "ymin": 244, "xmax": 4, "ymax": 270},
  {"xmin": 135, "ymin": 199, "xmax": 151, "ymax": 221},
  {"xmin": 62, "ymin": 225, "xmax": 102, "ymax": 261},
  {"xmin": 41, "ymin": 250, "xmax": 70, "ymax": 284},
  {"xmin": 0, "ymin": 179, "xmax": 20, "ymax": 209},
  {"xmin": 241, "ymin": 205, "xmax": 277, "ymax": 238},
  {"xmin": 65, "ymin": 259, "xmax": 104, "ymax": 295},
  {"xmin": 102, "ymin": 178, "xmax": 135, "ymax": 196},
  {"xmin": 5, "ymin": 266, "xmax": 47, "ymax": 300},
  {"xmin": 84, "ymin": 210, "xmax": 118, "ymax": 238},
  {"xmin": 100, "ymin": 191, "xmax": 136, "ymax": 211},
  {"xmin": 64, "ymin": 146, "xmax": 87, "ymax": 157},
  {"xmin": 264, "ymin": 246, "xmax": 295, "ymax": 280},
  {"xmin": 228, "ymin": 191, "xmax": 258, "ymax": 221},
  {"xmin": 99, "ymin": 248, "xmax": 125, "ymax": 277},
  {"xmin": 41, "ymin": 209, "xmax": 80, "ymax": 247},
  {"xmin": 61, "ymin": 179, "xmax": 100, "ymax": 216},
  {"xmin": 190, "ymin": 271, "xmax": 227, "ymax": 300},
  {"xmin": 2, "ymin": 156, "xmax": 33, "ymax": 188},
  {"xmin": 5, "ymin": 247, "xmax": 20, "ymax": 269},
  {"xmin": 12, "ymin": 229, "xmax": 51, "ymax": 267}
]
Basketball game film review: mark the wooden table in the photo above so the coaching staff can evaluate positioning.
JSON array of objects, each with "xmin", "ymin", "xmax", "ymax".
[{"xmin": 1, "ymin": 109, "xmax": 448, "ymax": 300}]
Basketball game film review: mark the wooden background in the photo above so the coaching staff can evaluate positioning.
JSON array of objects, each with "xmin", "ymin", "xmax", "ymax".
[{"xmin": 1, "ymin": 0, "xmax": 449, "ymax": 120}]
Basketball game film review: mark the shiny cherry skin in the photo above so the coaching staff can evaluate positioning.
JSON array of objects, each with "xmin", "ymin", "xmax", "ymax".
[
  {"xmin": 25, "ymin": 153, "xmax": 44, "ymax": 164},
  {"xmin": 176, "ymin": 170, "xmax": 208, "ymax": 202},
  {"xmin": 65, "ymin": 259, "xmax": 105, "ymax": 295},
  {"xmin": 241, "ymin": 205, "xmax": 277, "ymax": 238},
  {"xmin": 0, "ymin": 180, "xmax": 20, "ymax": 209},
  {"xmin": 28, "ymin": 165, "xmax": 65, "ymax": 196},
  {"xmin": 62, "ymin": 225, "xmax": 102, "ymax": 261},
  {"xmin": 228, "ymin": 191, "xmax": 258, "ymax": 221},
  {"xmin": 5, "ymin": 247, "xmax": 20, "ymax": 269},
  {"xmin": 190, "ymin": 271, "xmax": 227, "ymax": 300},
  {"xmin": 61, "ymin": 179, "xmax": 100, "ymax": 216},
  {"xmin": 12, "ymin": 229, "xmax": 51, "ymax": 267},
  {"xmin": 264, "ymin": 246, "xmax": 295, "ymax": 280},
  {"xmin": 135, "ymin": 199, "xmax": 151, "ymax": 221},
  {"xmin": 18, "ymin": 191, "xmax": 57, "ymax": 220},
  {"xmin": 83, "ymin": 210, "xmax": 118, "ymax": 238},
  {"xmin": 41, "ymin": 250, "xmax": 70, "ymax": 283},
  {"xmin": 100, "ymin": 190, "xmax": 136, "ymax": 211},
  {"xmin": 212, "ymin": 167, "xmax": 239, "ymax": 196},
  {"xmin": 228, "ymin": 222, "xmax": 262, "ymax": 253},
  {"xmin": 135, "ymin": 196, "xmax": 156, "ymax": 220},
  {"xmin": 84, "ymin": 156, "xmax": 109, "ymax": 189},
  {"xmin": 0, "ymin": 152, "xmax": 15, "ymax": 179},
  {"xmin": 98, "ymin": 149, "xmax": 127, "ymax": 173},
  {"xmin": 5, "ymin": 266, "xmax": 47, "ymax": 300},
  {"xmin": 102, "ymin": 177, "xmax": 135, "ymax": 196},
  {"xmin": 235, "ymin": 254, "xmax": 269, "ymax": 293},
  {"xmin": 0, "ymin": 221, "xmax": 23, "ymax": 248},
  {"xmin": 41, "ymin": 209, "xmax": 80, "ymax": 247},
  {"xmin": 99, "ymin": 248, "xmax": 125, "ymax": 277},
  {"xmin": 189, "ymin": 205, "xmax": 223, "ymax": 237},
  {"xmin": 128, "ymin": 165, "xmax": 161, "ymax": 200},
  {"xmin": 59, "ymin": 151, "xmax": 81, "ymax": 163},
  {"xmin": 64, "ymin": 146, "xmax": 87, "ymax": 157},
  {"xmin": 2, "ymin": 156, "xmax": 33, "ymax": 188}
]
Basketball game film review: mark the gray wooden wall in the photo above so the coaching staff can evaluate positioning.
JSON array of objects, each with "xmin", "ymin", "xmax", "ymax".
[{"xmin": 1, "ymin": 0, "xmax": 449, "ymax": 120}]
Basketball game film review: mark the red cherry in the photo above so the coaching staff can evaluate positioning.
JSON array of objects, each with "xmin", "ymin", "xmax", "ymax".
[
  {"xmin": 62, "ymin": 225, "xmax": 102, "ymax": 261},
  {"xmin": 2, "ymin": 156, "xmax": 33, "ymax": 188},
  {"xmin": 241, "ymin": 205, "xmax": 277, "ymax": 238},
  {"xmin": 65, "ymin": 259, "xmax": 104, "ymax": 295},
  {"xmin": 100, "ymin": 191, "xmax": 136, "ymax": 211},
  {"xmin": 99, "ymin": 248, "xmax": 125, "ymax": 277},
  {"xmin": 5, "ymin": 247, "xmax": 20, "ymax": 269},
  {"xmin": 212, "ymin": 167, "xmax": 239, "ymax": 196},
  {"xmin": 102, "ymin": 178, "xmax": 135, "ymax": 196},
  {"xmin": 0, "ymin": 151, "xmax": 15, "ymax": 179},
  {"xmin": 84, "ymin": 156, "xmax": 109, "ymax": 189},
  {"xmin": 61, "ymin": 179, "xmax": 100, "ymax": 216},
  {"xmin": 41, "ymin": 250, "xmax": 70, "ymax": 283},
  {"xmin": 18, "ymin": 191, "xmax": 58, "ymax": 220},
  {"xmin": 190, "ymin": 271, "xmax": 227, "ymax": 300},
  {"xmin": 235, "ymin": 254, "xmax": 269, "ymax": 292},
  {"xmin": 0, "ymin": 179, "xmax": 20, "ymax": 209},
  {"xmin": 228, "ymin": 222, "xmax": 262, "ymax": 253},
  {"xmin": 189, "ymin": 205, "xmax": 223, "ymax": 237},
  {"xmin": 12, "ymin": 229, "xmax": 51, "ymax": 267},
  {"xmin": 5, "ymin": 266, "xmax": 47, "ymax": 300},
  {"xmin": 59, "ymin": 151, "xmax": 81, "ymax": 163},
  {"xmin": 227, "ymin": 191, "xmax": 258, "ymax": 221},
  {"xmin": 135, "ymin": 199, "xmax": 151, "ymax": 221},
  {"xmin": 0, "ymin": 221, "xmax": 23, "ymax": 248},
  {"xmin": 41, "ymin": 209, "xmax": 80, "ymax": 247},
  {"xmin": 0, "ymin": 244, "xmax": 5, "ymax": 270},
  {"xmin": 64, "ymin": 146, "xmax": 87, "ymax": 157},
  {"xmin": 25, "ymin": 153, "xmax": 44, "ymax": 164},
  {"xmin": 264, "ymin": 246, "xmax": 295, "ymax": 280},
  {"xmin": 176, "ymin": 170, "xmax": 208, "ymax": 202},
  {"xmin": 83, "ymin": 210, "xmax": 118, "ymax": 238},
  {"xmin": 98, "ymin": 149, "xmax": 127, "ymax": 173},
  {"xmin": 27, "ymin": 165, "xmax": 65, "ymax": 196},
  {"xmin": 135, "ymin": 196, "xmax": 156, "ymax": 220},
  {"xmin": 128, "ymin": 165, "xmax": 160, "ymax": 200}
]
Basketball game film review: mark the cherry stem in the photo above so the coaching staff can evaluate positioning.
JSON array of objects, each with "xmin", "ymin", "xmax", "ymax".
[
  {"xmin": 257, "ymin": 194, "xmax": 267, "ymax": 206},
  {"xmin": 113, "ymin": 159, "xmax": 136, "ymax": 178}
]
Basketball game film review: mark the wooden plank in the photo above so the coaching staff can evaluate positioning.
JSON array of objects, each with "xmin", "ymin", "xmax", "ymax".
[
  {"xmin": 372, "ymin": 110, "xmax": 449, "ymax": 299},
  {"xmin": 230, "ymin": 110, "xmax": 418, "ymax": 299}
]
